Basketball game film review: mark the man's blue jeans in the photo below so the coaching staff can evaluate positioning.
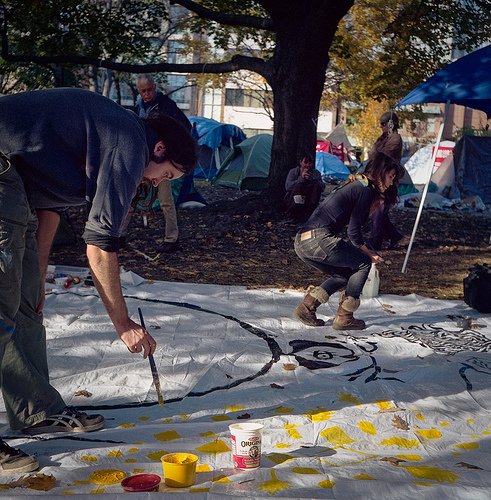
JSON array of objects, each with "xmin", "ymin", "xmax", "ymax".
[
  {"xmin": 0, "ymin": 156, "xmax": 65, "ymax": 430},
  {"xmin": 294, "ymin": 229, "xmax": 371, "ymax": 299}
]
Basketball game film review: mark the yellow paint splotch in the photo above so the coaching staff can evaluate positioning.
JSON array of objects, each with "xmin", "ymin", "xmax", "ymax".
[
  {"xmin": 200, "ymin": 431, "xmax": 219, "ymax": 438},
  {"xmin": 379, "ymin": 437, "xmax": 420, "ymax": 449},
  {"xmin": 190, "ymin": 488, "xmax": 211, "ymax": 493},
  {"xmin": 222, "ymin": 404, "xmax": 247, "ymax": 412},
  {"xmin": 145, "ymin": 451, "xmax": 168, "ymax": 461},
  {"xmin": 125, "ymin": 459, "xmax": 137, "ymax": 463},
  {"xmin": 274, "ymin": 443, "xmax": 291, "ymax": 449},
  {"xmin": 291, "ymin": 467, "xmax": 321, "ymax": 475},
  {"xmin": 415, "ymin": 429, "xmax": 442, "ymax": 439},
  {"xmin": 132, "ymin": 469, "xmax": 145, "ymax": 474},
  {"xmin": 119, "ymin": 423, "xmax": 135, "ymax": 428},
  {"xmin": 483, "ymin": 431, "xmax": 490, "ymax": 435},
  {"xmin": 108, "ymin": 451, "xmax": 123, "ymax": 457},
  {"xmin": 440, "ymin": 422, "xmax": 450, "ymax": 426},
  {"xmin": 337, "ymin": 392, "xmax": 360, "ymax": 405},
  {"xmin": 195, "ymin": 439, "xmax": 231, "ymax": 455},
  {"xmin": 453, "ymin": 442, "xmax": 479, "ymax": 450},
  {"xmin": 74, "ymin": 480, "xmax": 90, "ymax": 485},
  {"xmin": 128, "ymin": 448, "xmax": 139, "ymax": 453},
  {"xmin": 467, "ymin": 419, "xmax": 475, "ymax": 423},
  {"xmin": 396, "ymin": 454, "xmax": 421, "ymax": 461},
  {"xmin": 266, "ymin": 453, "xmax": 295, "ymax": 465},
  {"xmin": 89, "ymin": 469, "xmax": 126, "ymax": 485},
  {"xmin": 358, "ymin": 421, "xmax": 377, "ymax": 435},
  {"xmin": 375, "ymin": 400, "xmax": 394, "ymax": 411},
  {"xmin": 320, "ymin": 426, "xmax": 357, "ymax": 445},
  {"xmin": 274, "ymin": 406, "xmax": 294, "ymax": 414},
  {"xmin": 139, "ymin": 416, "xmax": 150, "ymax": 421},
  {"xmin": 154, "ymin": 430, "xmax": 181, "ymax": 442},
  {"xmin": 414, "ymin": 413, "xmax": 425, "ymax": 421},
  {"xmin": 211, "ymin": 415, "xmax": 232, "ymax": 422},
  {"xmin": 399, "ymin": 465, "xmax": 460, "ymax": 483},
  {"xmin": 284, "ymin": 424, "xmax": 302, "ymax": 440},
  {"xmin": 212, "ymin": 475, "xmax": 232, "ymax": 483},
  {"xmin": 318, "ymin": 479, "xmax": 335, "ymax": 489},
  {"xmin": 304, "ymin": 407, "xmax": 335, "ymax": 422},
  {"xmin": 81, "ymin": 456, "xmax": 97, "ymax": 462},
  {"xmin": 162, "ymin": 418, "xmax": 173, "ymax": 423},
  {"xmin": 258, "ymin": 470, "xmax": 292, "ymax": 495},
  {"xmin": 196, "ymin": 464, "xmax": 211, "ymax": 472},
  {"xmin": 353, "ymin": 473, "xmax": 376, "ymax": 480},
  {"xmin": 412, "ymin": 481, "xmax": 434, "ymax": 486},
  {"xmin": 90, "ymin": 488, "xmax": 104, "ymax": 493},
  {"xmin": 178, "ymin": 414, "xmax": 190, "ymax": 419}
]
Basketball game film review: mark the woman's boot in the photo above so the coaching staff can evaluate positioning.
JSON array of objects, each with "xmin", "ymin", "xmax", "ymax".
[
  {"xmin": 293, "ymin": 286, "xmax": 329, "ymax": 326},
  {"xmin": 332, "ymin": 292, "xmax": 365, "ymax": 330}
]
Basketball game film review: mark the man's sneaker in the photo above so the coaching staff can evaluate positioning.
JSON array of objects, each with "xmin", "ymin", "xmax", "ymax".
[
  {"xmin": 21, "ymin": 407, "xmax": 105, "ymax": 435},
  {"xmin": 160, "ymin": 239, "xmax": 180, "ymax": 253},
  {"xmin": 0, "ymin": 439, "xmax": 39, "ymax": 475}
]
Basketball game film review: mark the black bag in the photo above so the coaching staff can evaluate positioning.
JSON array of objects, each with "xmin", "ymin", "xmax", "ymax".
[{"xmin": 463, "ymin": 263, "xmax": 491, "ymax": 313}]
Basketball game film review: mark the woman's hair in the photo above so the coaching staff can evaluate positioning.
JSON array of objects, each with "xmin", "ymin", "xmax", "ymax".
[
  {"xmin": 142, "ymin": 112, "xmax": 198, "ymax": 176},
  {"xmin": 364, "ymin": 151, "xmax": 404, "ymax": 207}
]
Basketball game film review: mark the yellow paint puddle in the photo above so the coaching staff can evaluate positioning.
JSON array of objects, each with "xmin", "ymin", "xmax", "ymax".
[
  {"xmin": 200, "ymin": 431, "xmax": 219, "ymax": 438},
  {"xmin": 74, "ymin": 480, "xmax": 90, "ymax": 485},
  {"xmin": 125, "ymin": 459, "xmax": 137, "ymax": 463},
  {"xmin": 414, "ymin": 413, "xmax": 425, "ymax": 421},
  {"xmin": 154, "ymin": 430, "xmax": 182, "ymax": 442},
  {"xmin": 440, "ymin": 422, "xmax": 450, "ymax": 426},
  {"xmin": 291, "ymin": 467, "xmax": 321, "ymax": 475},
  {"xmin": 337, "ymin": 392, "xmax": 361, "ymax": 405},
  {"xmin": 132, "ymin": 469, "xmax": 145, "ymax": 474},
  {"xmin": 453, "ymin": 442, "xmax": 479, "ymax": 450},
  {"xmin": 89, "ymin": 469, "xmax": 126, "ymax": 485},
  {"xmin": 379, "ymin": 437, "xmax": 420, "ymax": 449},
  {"xmin": 304, "ymin": 407, "xmax": 335, "ymax": 422},
  {"xmin": 211, "ymin": 415, "xmax": 232, "ymax": 422},
  {"xmin": 274, "ymin": 406, "xmax": 294, "ymax": 414},
  {"xmin": 90, "ymin": 488, "xmax": 104, "ymax": 493},
  {"xmin": 353, "ymin": 473, "xmax": 376, "ymax": 480},
  {"xmin": 128, "ymin": 448, "xmax": 139, "ymax": 453},
  {"xmin": 178, "ymin": 414, "xmax": 190, "ymax": 419},
  {"xmin": 320, "ymin": 426, "xmax": 357, "ymax": 445},
  {"xmin": 266, "ymin": 453, "xmax": 295, "ymax": 465},
  {"xmin": 274, "ymin": 443, "xmax": 291, "ymax": 449},
  {"xmin": 398, "ymin": 465, "xmax": 460, "ymax": 483},
  {"xmin": 284, "ymin": 424, "xmax": 302, "ymax": 440},
  {"xmin": 358, "ymin": 421, "xmax": 377, "ymax": 435},
  {"xmin": 119, "ymin": 423, "xmax": 135, "ymax": 428},
  {"xmin": 145, "ymin": 451, "xmax": 169, "ymax": 461},
  {"xmin": 81, "ymin": 456, "xmax": 97, "ymax": 462},
  {"xmin": 211, "ymin": 475, "xmax": 232, "ymax": 483},
  {"xmin": 396, "ymin": 454, "xmax": 421, "ymax": 461},
  {"xmin": 414, "ymin": 429, "xmax": 442, "ymax": 439},
  {"xmin": 375, "ymin": 400, "xmax": 394, "ymax": 410},
  {"xmin": 318, "ymin": 479, "xmax": 335, "ymax": 488},
  {"xmin": 139, "ymin": 416, "xmax": 150, "ymax": 421},
  {"xmin": 195, "ymin": 439, "xmax": 231, "ymax": 455},
  {"xmin": 483, "ymin": 431, "xmax": 490, "ymax": 435},
  {"xmin": 108, "ymin": 451, "xmax": 123, "ymax": 457},
  {"xmin": 467, "ymin": 419, "xmax": 475, "ymax": 423},
  {"xmin": 258, "ymin": 470, "xmax": 292, "ymax": 495},
  {"xmin": 222, "ymin": 404, "xmax": 247, "ymax": 412},
  {"xmin": 196, "ymin": 464, "xmax": 211, "ymax": 472},
  {"xmin": 162, "ymin": 418, "xmax": 173, "ymax": 423}
]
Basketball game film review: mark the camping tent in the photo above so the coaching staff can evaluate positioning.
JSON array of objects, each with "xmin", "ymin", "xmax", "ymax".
[
  {"xmin": 396, "ymin": 44, "xmax": 491, "ymax": 272},
  {"xmin": 188, "ymin": 116, "xmax": 246, "ymax": 180},
  {"xmin": 324, "ymin": 122, "xmax": 355, "ymax": 151},
  {"xmin": 315, "ymin": 151, "xmax": 351, "ymax": 180},
  {"xmin": 213, "ymin": 134, "xmax": 272, "ymax": 190},
  {"xmin": 404, "ymin": 141, "xmax": 455, "ymax": 184}
]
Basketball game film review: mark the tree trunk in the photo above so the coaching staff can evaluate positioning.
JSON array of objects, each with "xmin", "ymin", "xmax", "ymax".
[{"xmin": 264, "ymin": 1, "xmax": 353, "ymax": 207}]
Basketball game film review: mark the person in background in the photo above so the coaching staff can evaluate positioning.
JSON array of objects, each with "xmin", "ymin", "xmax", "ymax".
[
  {"xmin": 366, "ymin": 111, "xmax": 408, "ymax": 250},
  {"xmin": 134, "ymin": 74, "xmax": 193, "ymax": 253},
  {"xmin": 284, "ymin": 154, "xmax": 325, "ymax": 221},
  {"xmin": 0, "ymin": 88, "xmax": 197, "ymax": 474},
  {"xmin": 293, "ymin": 152, "xmax": 403, "ymax": 330}
]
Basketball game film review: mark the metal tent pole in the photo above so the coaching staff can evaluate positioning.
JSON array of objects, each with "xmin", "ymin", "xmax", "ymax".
[{"xmin": 401, "ymin": 101, "xmax": 450, "ymax": 274}]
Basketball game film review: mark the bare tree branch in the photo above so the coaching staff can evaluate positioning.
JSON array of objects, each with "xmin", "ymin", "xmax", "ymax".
[{"xmin": 170, "ymin": 0, "xmax": 274, "ymax": 31}]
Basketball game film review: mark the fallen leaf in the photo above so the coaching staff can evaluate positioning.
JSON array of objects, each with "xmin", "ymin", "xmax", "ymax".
[
  {"xmin": 456, "ymin": 462, "xmax": 483, "ymax": 470},
  {"xmin": 7, "ymin": 474, "xmax": 56, "ymax": 491},
  {"xmin": 150, "ymin": 325, "xmax": 161, "ymax": 330},
  {"xmin": 283, "ymin": 364, "xmax": 297, "ymax": 371},
  {"xmin": 392, "ymin": 415, "xmax": 409, "ymax": 431},
  {"xmin": 381, "ymin": 457, "xmax": 406, "ymax": 465},
  {"xmin": 74, "ymin": 390, "xmax": 92, "ymax": 398},
  {"xmin": 237, "ymin": 413, "xmax": 251, "ymax": 420},
  {"xmin": 379, "ymin": 407, "xmax": 404, "ymax": 413},
  {"xmin": 270, "ymin": 383, "xmax": 284, "ymax": 389}
]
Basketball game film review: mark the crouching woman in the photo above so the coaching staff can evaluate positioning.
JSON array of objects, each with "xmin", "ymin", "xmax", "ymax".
[{"xmin": 293, "ymin": 152, "xmax": 403, "ymax": 330}]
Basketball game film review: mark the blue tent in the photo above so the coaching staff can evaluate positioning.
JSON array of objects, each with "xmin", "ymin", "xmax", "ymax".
[
  {"xmin": 188, "ymin": 116, "xmax": 246, "ymax": 180},
  {"xmin": 315, "ymin": 151, "xmax": 350, "ymax": 180}
]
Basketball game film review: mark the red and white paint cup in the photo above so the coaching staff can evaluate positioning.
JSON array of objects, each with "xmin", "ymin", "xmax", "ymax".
[{"xmin": 229, "ymin": 422, "xmax": 264, "ymax": 469}]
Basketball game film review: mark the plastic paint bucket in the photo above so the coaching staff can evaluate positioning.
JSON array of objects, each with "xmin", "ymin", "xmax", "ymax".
[
  {"xmin": 121, "ymin": 474, "xmax": 161, "ymax": 492},
  {"xmin": 161, "ymin": 453, "xmax": 198, "ymax": 487},
  {"xmin": 229, "ymin": 422, "xmax": 264, "ymax": 469}
]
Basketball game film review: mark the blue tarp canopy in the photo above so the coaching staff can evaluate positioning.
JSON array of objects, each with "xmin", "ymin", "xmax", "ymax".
[
  {"xmin": 188, "ymin": 116, "xmax": 246, "ymax": 180},
  {"xmin": 315, "ymin": 151, "xmax": 350, "ymax": 180},
  {"xmin": 396, "ymin": 44, "xmax": 491, "ymax": 117}
]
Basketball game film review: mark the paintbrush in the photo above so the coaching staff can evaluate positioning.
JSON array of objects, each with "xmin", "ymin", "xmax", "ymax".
[
  {"xmin": 138, "ymin": 307, "xmax": 164, "ymax": 406},
  {"xmin": 367, "ymin": 243, "xmax": 391, "ymax": 271}
]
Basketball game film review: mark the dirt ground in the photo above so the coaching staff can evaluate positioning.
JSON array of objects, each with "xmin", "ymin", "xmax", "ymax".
[{"xmin": 52, "ymin": 181, "xmax": 491, "ymax": 301}]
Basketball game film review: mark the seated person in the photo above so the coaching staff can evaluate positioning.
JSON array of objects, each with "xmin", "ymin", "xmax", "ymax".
[{"xmin": 284, "ymin": 154, "xmax": 325, "ymax": 221}]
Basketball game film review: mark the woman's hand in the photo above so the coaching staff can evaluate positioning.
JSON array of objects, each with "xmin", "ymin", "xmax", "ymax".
[{"xmin": 360, "ymin": 244, "xmax": 385, "ymax": 264}]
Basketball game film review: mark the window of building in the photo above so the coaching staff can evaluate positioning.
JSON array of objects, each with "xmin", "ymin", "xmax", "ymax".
[{"xmin": 225, "ymin": 88, "xmax": 272, "ymax": 108}]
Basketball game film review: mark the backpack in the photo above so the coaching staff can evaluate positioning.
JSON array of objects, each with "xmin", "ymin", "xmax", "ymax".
[{"xmin": 463, "ymin": 263, "xmax": 491, "ymax": 313}]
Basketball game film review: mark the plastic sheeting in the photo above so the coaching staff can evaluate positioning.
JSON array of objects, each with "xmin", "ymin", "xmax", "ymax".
[{"xmin": 1, "ymin": 276, "xmax": 491, "ymax": 498}]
